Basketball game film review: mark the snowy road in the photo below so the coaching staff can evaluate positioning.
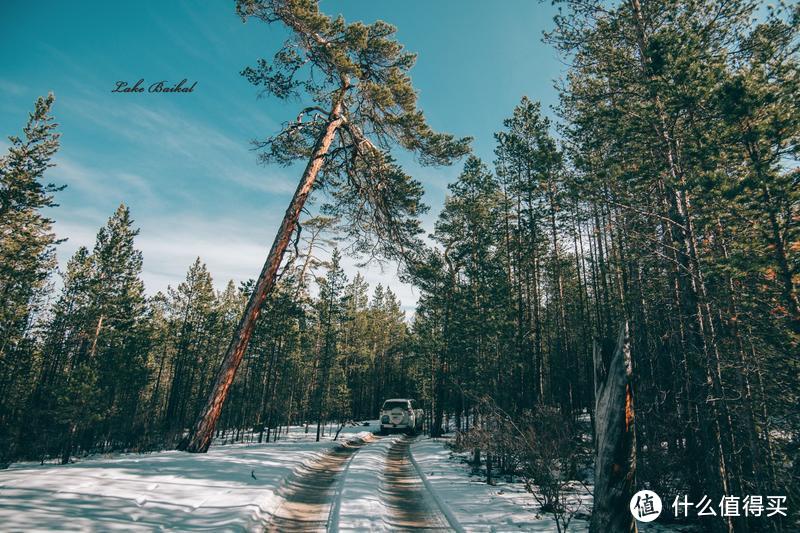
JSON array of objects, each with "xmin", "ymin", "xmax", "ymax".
[
  {"xmin": 267, "ymin": 433, "xmax": 454, "ymax": 532},
  {"xmin": 266, "ymin": 434, "xmax": 371, "ymax": 531},
  {"xmin": 380, "ymin": 437, "xmax": 450, "ymax": 531}
]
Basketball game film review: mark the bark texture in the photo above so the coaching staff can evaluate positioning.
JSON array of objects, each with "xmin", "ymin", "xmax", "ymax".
[{"xmin": 590, "ymin": 321, "xmax": 636, "ymax": 533}]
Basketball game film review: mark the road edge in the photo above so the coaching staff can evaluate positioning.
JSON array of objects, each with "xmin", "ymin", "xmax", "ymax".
[{"xmin": 408, "ymin": 438, "xmax": 466, "ymax": 533}]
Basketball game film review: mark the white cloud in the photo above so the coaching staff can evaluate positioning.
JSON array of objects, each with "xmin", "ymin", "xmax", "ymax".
[
  {"xmin": 0, "ymin": 78, "xmax": 28, "ymax": 96},
  {"xmin": 340, "ymin": 254, "xmax": 419, "ymax": 313},
  {"xmin": 54, "ymin": 209, "xmax": 278, "ymax": 291},
  {"xmin": 54, "ymin": 156, "xmax": 159, "ymax": 206},
  {"xmin": 53, "ymin": 208, "xmax": 418, "ymax": 313},
  {"xmin": 62, "ymin": 96, "xmax": 294, "ymax": 195}
]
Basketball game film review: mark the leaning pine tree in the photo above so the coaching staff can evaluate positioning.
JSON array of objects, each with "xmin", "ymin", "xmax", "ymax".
[{"xmin": 179, "ymin": 0, "xmax": 469, "ymax": 452}]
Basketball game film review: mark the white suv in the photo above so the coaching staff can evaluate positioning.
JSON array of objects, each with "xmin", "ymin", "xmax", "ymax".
[{"xmin": 379, "ymin": 398, "xmax": 423, "ymax": 435}]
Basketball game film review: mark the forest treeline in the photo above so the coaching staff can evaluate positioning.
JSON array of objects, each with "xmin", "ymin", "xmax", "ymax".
[
  {"xmin": 0, "ymin": 122, "xmax": 413, "ymax": 462},
  {"xmin": 404, "ymin": 1, "xmax": 798, "ymax": 530},
  {"xmin": 1, "ymin": 0, "xmax": 798, "ymax": 530}
]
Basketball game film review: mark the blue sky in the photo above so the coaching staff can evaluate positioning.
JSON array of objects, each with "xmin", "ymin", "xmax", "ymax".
[{"xmin": 0, "ymin": 0, "xmax": 563, "ymax": 311}]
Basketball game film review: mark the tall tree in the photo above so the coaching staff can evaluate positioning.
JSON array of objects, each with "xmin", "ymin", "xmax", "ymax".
[
  {"xmin": 28, "ymin": 247, "xmax": 94, "ymax": 462},
  {"xmin": 312, "ymin": 248, "xmax": 348, "ymax": 441},
  {"xmin": 162, "ymin": 258, "xmax": 217, "ymax": 434},
  {"xmin": 0, "ymin": 93, "xmax": 62, "ymax": 464},
  {"xmin": 89, "ymin": 205, "xmax": 149, "ymax": 449},
  {"xmin": 181, "ymin": 0, "xmax": 469, "ymax": 452},
  {"xmin": 27, "ymin": 205, "xmax": 149, "ymax": 463},
  {"xmin": 544, "ymin": 0, "xmax": 798, "ymax": 527}
]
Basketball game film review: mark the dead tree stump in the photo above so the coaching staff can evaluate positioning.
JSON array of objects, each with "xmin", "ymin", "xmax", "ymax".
[{"xmin": 590, "ymin": 321, "xmax": 636, "ymax": 533}]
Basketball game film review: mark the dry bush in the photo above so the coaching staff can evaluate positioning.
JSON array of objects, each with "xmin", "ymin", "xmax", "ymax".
[
  {"xmin": 516, "ymin": 406, "xmax": 583, "ymax": 533},
  {"xmin": 451, "ymin": 397, "xmax": 585, "ymax": 532}
]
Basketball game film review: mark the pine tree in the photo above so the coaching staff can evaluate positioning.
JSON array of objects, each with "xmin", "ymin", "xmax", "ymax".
[
  {"xmin": 28, "ymin": 247, "xmax": 94, "ymax": 462},
  {"xmin": 312, "ymin": 249, "xmax": 348, "ymax": 441},
  {"xmin": 33, "ymin": 205, "xmax": 149, "ymax": 462},
  {"xmin": 163, "ymin": 258, "xmax": 217, "ymax": 433},
  {"xmin": 0, "ymin": 94, "xmax": 63, "ymax": 463},
  {"xmin": 341, "ymin": 273, "xmax": 371, "ymax": 419},
  {"xmin": 89, "ymin": 205, "xmax": 148, "ymax": 448},
  {"xmin": 542, "ymin": 0, "xmax": 798, "ymax": 528},
  {"xmin": 182, "ymin": 0, "xmax": 470, "ymax": 452},
  {"xmin": 0, "ymin": 93, "xmax": 62, "ymax": 354}
]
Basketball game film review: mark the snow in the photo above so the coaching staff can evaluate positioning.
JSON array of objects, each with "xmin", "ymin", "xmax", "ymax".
[
  {"xmin": 0, "ymin": 422, "xmax": 689, "ymax": 531},
  {"xmin": 410, "ymin": 437, "xmax": 591, "ymax": 532},
  {"xmin": 409, "ymin": 437, "xmax": 693, "ymax": 532},
  {"xmin": 0, "ymin": 423, "xmax": 377, "ymax": 532},
  {"xmin": 0, "ymin": 442, "xmax": 333, "ymax": 531},
  {"xmin": 335, "ymin": 434, "xmax": 402, "ymax": 531}
]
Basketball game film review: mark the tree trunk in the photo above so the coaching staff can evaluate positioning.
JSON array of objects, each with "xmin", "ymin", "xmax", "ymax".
[
  {"xmin": 761, "ymin": 182, "xmax": 800, "ymax": 333},
  {"xmin": 178, "ymin": 100, "xmax": 346, "ymax": 453},
  {"xmin": 61, "ymin": 424, "xmax": 76, "ymax": 465},
  {"xmin": 590, "ymin": 322, "xmax": 636, "ymax": 533},
  {"xmin": 89, "ymin": 315, "xmax": 104, "ymax": 358}
]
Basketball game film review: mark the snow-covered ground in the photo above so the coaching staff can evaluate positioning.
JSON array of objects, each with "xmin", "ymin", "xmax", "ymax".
[
  {"xmin": 409, "ymin": 437, "xmax": 693, "ymax": 532},
  {"xmin": 411, "ymin": 437, "xmax": 591, "ymax": 532},
  {"xmin": 0, "ymin": 422, "xmax": 377, "ymax": 532},
  {"xmin": 0, "ymin": 423, "xmax": 686, "ymax": 531},
  {"xmin": 335, "ymin": 433, "xmax": 401, "ymax": 531}
]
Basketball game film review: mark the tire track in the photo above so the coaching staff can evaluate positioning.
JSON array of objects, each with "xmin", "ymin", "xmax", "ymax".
[
  {"xmin": 380, "ymin": 437, "xmax": 450, "ymax": 531},
  {"xmin": 265, "ymin": 436, "xmax": 371, "ymax": 532}
]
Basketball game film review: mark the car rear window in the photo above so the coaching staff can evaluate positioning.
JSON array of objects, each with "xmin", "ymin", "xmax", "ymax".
[{"xmin": 382, "ymin": 400, "xmax": 409, "ymax": 410}]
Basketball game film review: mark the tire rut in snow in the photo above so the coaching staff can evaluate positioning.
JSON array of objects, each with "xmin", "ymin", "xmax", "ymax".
[
  {"xmin": 381, "ymin": 436, "xmax": 450, "ymax": 531},
  {"xmin": 266, "ymin": 436, "xmax": 370, "ymax": 532}
]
